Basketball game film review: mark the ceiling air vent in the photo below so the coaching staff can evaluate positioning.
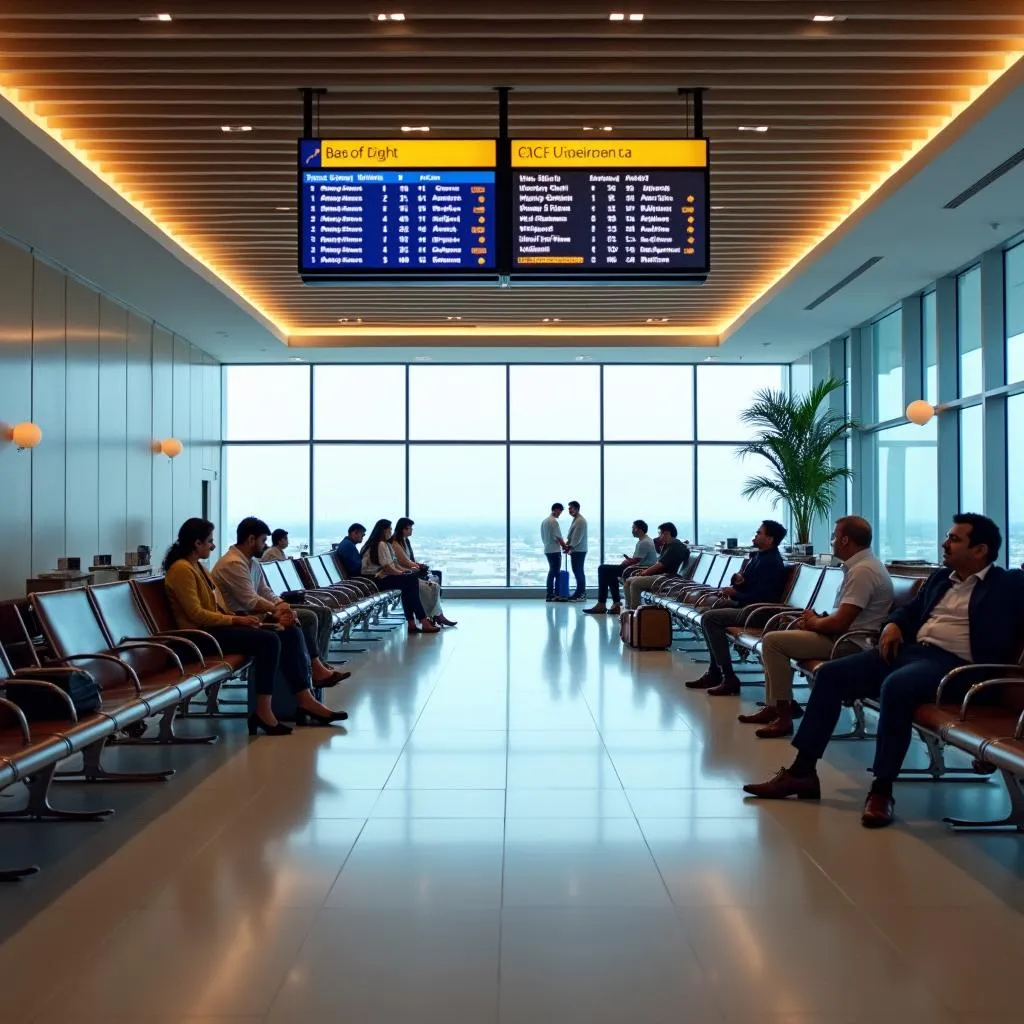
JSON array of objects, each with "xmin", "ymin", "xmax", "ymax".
[
  {"xmin": 804, "ymin": 257, "xmax": 884, "ymax": 311},
  {"xmin": 944, "ymin": 146, "xmax": 1024, "ymax": 209}
]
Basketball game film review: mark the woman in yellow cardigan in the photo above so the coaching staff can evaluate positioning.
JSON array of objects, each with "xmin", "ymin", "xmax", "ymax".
[{"xmin": 163, "ymin": 518, "xmax": 347, "ymax": 736}]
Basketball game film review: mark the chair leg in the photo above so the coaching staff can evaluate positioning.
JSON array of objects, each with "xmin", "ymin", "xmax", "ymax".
[
  {"xmin": 832, "ymin": 701, "xmax": 877, "ymax": 741},
  {"xmin": 895, "ymin": 729, "xmax": 995, "ymax": 783},
  {"xmin": 118, "ymin": 704, "xmax": 219, "ymax": 745},
  {"xmin": 55, "ymin": 737, "xmax": 175, "ymax": 784},
  {"xmin": 0, "ymin": 763, "xmax": 114, "ymax": 821},
  {"xmin": 944, "ymin": 770, "xmax": 1024, "ymax": 831}
]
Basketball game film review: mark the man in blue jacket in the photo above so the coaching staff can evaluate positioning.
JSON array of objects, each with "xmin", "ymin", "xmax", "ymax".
[
  {"xmin": 335, "ymin": 523, "xmax": 366, "ymax": 577},
  {"xmin": 687, "ymin": 519, "xmax": 790, "ymax": 697},
  {"xmin": 744, "ymin": 513, "xmax": 1024, "ymax": 829}
]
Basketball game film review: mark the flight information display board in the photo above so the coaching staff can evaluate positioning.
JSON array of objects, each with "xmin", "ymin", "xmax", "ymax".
[
  {"xmin": 510, "ymin": 139, "xmax": 709, "ymax": 281},
  {"xmin": 299, "ymin": 139, "xmax": 497, "ymax": 282}
]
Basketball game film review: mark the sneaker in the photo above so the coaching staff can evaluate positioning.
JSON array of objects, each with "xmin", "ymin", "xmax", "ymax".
[
  {"xmin": 582, "ymin": 604, "xmax": 607, "ymax": 615},
  {"xmin": 570, "ymin": 594, "xmax": 587, "ymax": 602}
]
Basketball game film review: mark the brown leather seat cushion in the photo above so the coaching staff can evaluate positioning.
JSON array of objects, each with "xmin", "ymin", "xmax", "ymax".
[{"xmin": 912, "ymin": 704, "xmax": 963, "ymax": 736}]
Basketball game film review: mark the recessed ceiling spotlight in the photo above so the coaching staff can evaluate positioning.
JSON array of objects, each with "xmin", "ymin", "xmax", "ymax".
[
  {"xmin": 139, "ymin": 13, "xmax": 173, "ymax": 21},
  {"xmin": 645, "ymin": 317, "xmax": 669, "ymax": 323},
  {"xmin": 337, "ymin": 317, "xmax": 364, "ymax": 324},
  {"xmin": 376, "ymin": 12, "xmax": 405, "ymax": 20},
  {"xmin": 400, "ymin": 125, "xmax": 430, "ymax": 132},
  {"xmin": 274, "ymin": 206, "xmax": 295, "ymax": 212},
  {"xmin": 445, "ymin": 315, "xmax": 462, "ymax": 321},
  {"xmin": 812, "ymin": 14, "xmax": 845, "ymax": 22},
  {"xmin": 542, "ymin": 317, "xmax": 562, "ymax": 323},
  {"xmin": 711, "ymin": 205, "xmax": 726, "ymax": 210},
  {"xmin": 738, "ymin": 125, "xmax": 769, "ymax": 133},
  {"xmin": 220, "ymin": 125, "xmax": 253, "ymax": 133},
  {"xmin": 609, "ymin": 12, "xmax": 625, "ymax": 20},
  {"xmin": 628, "ymin": 12, "xmax": 644, "ymax": 20}
]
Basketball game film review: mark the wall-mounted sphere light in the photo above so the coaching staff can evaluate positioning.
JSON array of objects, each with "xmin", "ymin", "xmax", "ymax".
[
  {"xmin": 5, "ymin": 421, "xmax": 43, "ymax": 450},
  {"xmin": 905, "ymin": 400, "xmax": 936, "ymax": 426},
  {"xmin": 159, "ymin": 437, "xmax": 183, "ymax": 458}
]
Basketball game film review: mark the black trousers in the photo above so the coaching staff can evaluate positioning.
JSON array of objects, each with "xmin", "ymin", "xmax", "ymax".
[
  {"xmin": 595, "ymin": 563, "xmax": 624, "ymax": 603},
  {"xmin": 373, "ymin": 573, "xmax": 428, "ymax": 620},
  {"xmin": 570, "ymin": 552, "xmax": 587, "ymax": 597},
  {"xmin": 545, "ymin": 552, "xmax": 563, "ymax": 597},
  {"xmin": 793, "ymin": 643, "xmax": 966, "ymax": 783},
  {"xmin": 208, "ymin": 624, "xmax": 311, "ymax": 696}
]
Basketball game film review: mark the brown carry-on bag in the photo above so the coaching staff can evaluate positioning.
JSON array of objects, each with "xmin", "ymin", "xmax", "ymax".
[{"xmin": 620, "ymin": 606, "xmax": 672, "ymax": 650}]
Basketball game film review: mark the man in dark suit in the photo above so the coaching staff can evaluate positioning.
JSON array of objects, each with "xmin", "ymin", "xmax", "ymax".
[{"xmin": 743, "ymin": 513, "xmax": 1024, "ymax": 829}]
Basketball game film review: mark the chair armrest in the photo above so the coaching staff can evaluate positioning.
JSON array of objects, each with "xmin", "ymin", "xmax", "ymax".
[
  {"xmin": 936, "ymin": 663, "xmax": 1024, "ymax": 705},
  {"xmin": 109, "ymin": 641, "xmax": 185, "ymax": 676},
  {"xmin": 2, "ymin": 679, "xmax": 77, "ymax": 722},
  {"xmin": 151, "ymin": 628, "xmax": 226, "ymax": 660},
  {"xmin": 828, "ymin": 629, "xmax": 881, "ymax": 658},
  {"xmin": 960, "ymin": 676, "xmax": 1024, "ymax": 720},
  {"xmin": 50, "ymin": 653, "xmax": 142, "ymax": 695},
  {"xmin": 692, "ymin": 588, "xmax": 728, "ymax": 608},
  {"xmin": 762, "ymin": 611, "xmax": 801, "ymax": 635},
  {"xmin": 0, "ymin": 697, "xmax": 31, "ymax": 743},
  {"xmin": 1016, "ymin": 708, "xmax": 1024, "ymax": 740},
  {"xmin": 738, "ymin": 603, "xmax": 795, "ymax": 629},
  {"xmin": 118, "ymin": 634, "xmax": 206, "ymax": 668}
]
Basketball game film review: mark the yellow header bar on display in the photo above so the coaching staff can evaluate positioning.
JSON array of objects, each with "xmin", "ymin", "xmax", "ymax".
[
  {"xmin": 318, "ymin": 139, "xmax": 496, "ymax": 168},
  {"xmin": 511, "ymin": 139, "xmax": 708, "ymax": 169}
]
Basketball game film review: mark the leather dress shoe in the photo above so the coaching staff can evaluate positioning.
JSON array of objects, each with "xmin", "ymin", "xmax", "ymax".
[
  {"xmin": 743, "ymin": 767, "xmax": 821, "ymax": 800},
  {"xmin": 582, "ymin": 604, "xmax": 607, "ymax": 615},
  {"xmin": 706, "ymin": 676, "xmax": 741, "ymax": 697},
  {"xmin": 755, "ymin": 716, "xmax": 793, "ymax": 739},
  {"xmin": 685, "ymin": 671, "xmax": 719, "ymax": 690},
  {"xmin": 738, "ymin": 705, "xmax": 777, "ymax": 725},
  {"xmin": 861, "ymin": 790, "xmax": 895, "ymax": 828}
]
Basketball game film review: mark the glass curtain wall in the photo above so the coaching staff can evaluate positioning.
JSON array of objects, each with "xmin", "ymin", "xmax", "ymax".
[{"xmin": 222, "ymin": 362, "xmax": 787, "ymax": 586}]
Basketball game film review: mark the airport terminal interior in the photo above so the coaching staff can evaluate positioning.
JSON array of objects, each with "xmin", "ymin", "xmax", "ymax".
[{"xmin": 1, "ymin": 2, "xmax": 1024, "ymax": 1021}]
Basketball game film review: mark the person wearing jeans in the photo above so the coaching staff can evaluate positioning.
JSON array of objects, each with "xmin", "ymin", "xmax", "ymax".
[
  {"xmin": 540, "ymin": 502, "xmax": 568, "ymax": 601},
  {"xmin": 743, "ymin": 513, "xmax": 1024, "ymax": 829},
  {"xmin": 566, "ymin": 500, "xmax": 589, "ymax": 601},
  {"xmin": 585, "ymin": 519, "xmax": 657, "ymax": 615},
  {"xmin": 360, "ymin": 518, "xmax": 440, "ymax": 635}
]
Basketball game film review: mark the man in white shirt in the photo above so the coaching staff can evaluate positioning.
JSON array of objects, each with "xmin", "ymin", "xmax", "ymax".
[
  {"xmin": 565, "ymin": 500, "xmax": 589, "ymax": 602},
  {"xmin": 584, "ymin": 519, "xmax": 656, "ymax": 615},
  {"xmin": 261, "ymin": 529, "xmax": 289, "ymax": 562},
  {"xmin": 213, "ymin": 517, "xmax": 348, "ymax": 689},
  {"xmin": 744, "ymin": 513, "xmax": 1024, "ymax": 829},
  {"xmin": 540, "ymin": 503, "xmax": 568, "ymax": 602},
  {"xmin": 738, "ymin": 516, "xmax": 894, "ymax": 738}
]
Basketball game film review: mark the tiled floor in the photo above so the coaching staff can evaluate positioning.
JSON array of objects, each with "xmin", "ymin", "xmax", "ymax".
[{"xmin": 2, "ymin": 599, "xmax": 1023, "ymax": 1023}]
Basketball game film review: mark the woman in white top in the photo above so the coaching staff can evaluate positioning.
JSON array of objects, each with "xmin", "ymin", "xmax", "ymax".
[
  {"xmin": 391, "ymin": 518, "xmax": 457, "ymax": 628},
  {"xmin": 359, "ymin": 519, "xmax": 439, "ymax": 635}
]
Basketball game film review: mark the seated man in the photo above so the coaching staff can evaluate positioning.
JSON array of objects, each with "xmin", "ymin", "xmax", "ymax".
[
  {"xmin": 213, "ymin": 516, "xmax": 349, "ymax": 689},
  {"xmin": 585, "ymin": 519, "xmax": 657, "ymax": 615},
  {"xmin": 744, "ymin": 514, "xmax": 1024, "ymax": 829},
  {"xmin": 738, "ymin": 516, "xmax": 894, "ymax": 738},
  {"xmin": 622, "ymin": 523, "xmax": 691, "ymax": 610},
  {"xmin": 335, "ymin": 523, "xmax": 366, "ymax": 578},
  {"xmin": 686, "ymin": 519, "xmax": 790, "ymax": 697},
  {"xmin": 261, "ymin": 528, "xmax": 290, "ymax": 562}
]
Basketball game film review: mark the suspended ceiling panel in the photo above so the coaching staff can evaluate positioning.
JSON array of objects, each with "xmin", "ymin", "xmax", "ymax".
[{"xmin": 1, "ymin": 0, "xmax": 1023, "ymax": 340}]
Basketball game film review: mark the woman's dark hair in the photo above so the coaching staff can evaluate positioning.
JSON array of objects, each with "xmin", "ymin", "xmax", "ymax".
[
  {"xmin": 395, "ymin": 517, "xmax": 415, "ymax": 536},
  {"xmin": 271, "ymin": 528, "xmax": 288, "ymax": 546},
  {"xmin": 163, "ymin": 518, "xmax": 214, "ymax": 571},
  {"xmin": 360, "ymin": 519, "xmax": 393, "ymax": 565}
]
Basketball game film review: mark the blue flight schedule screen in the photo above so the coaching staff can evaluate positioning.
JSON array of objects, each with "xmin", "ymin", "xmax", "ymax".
[{"xmin": 300, "ymin": 170, "xmax": 496, "ymax": 274}]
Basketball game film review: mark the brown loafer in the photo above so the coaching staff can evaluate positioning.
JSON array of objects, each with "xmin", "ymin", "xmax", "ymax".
[
  {"xmin": 861, "ymin": 791, "xmax": 895, "ymax": 828},
  {"xmin": 707, "ymin": 676, "xmax": 741, "ymax": 697},
  {"xmin": 738, "ymin": 706, "xmax": 777, "ymax": 725},
  {"xmin": 582, "ymin": 604, "xmax": 607, "ymax": 615},
  {"xmin": 743, "ymin": 767, "xmax": 821, "ymax": 800},
  {"xmin": 755, "ymin": 716, "xmax": 793, "ymax": 739}
]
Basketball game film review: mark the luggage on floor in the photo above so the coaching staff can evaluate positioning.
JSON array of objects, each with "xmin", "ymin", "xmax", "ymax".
[
  {"xmin": 619, "ymin": 606, "xmax": 672, "ymax": 650},
  {"xmin": 556, "ymin": 554, "xmax": 571, "ymax": 600}
]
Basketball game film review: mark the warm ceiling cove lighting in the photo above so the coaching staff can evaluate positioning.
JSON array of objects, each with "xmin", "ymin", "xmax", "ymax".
[
  {"xmin": 274, "ymin": 206, "xmax": 295, "ymax": 212},
  {"xmin": 220, "ymin": 125, "xmax": 253, "ymax": 133},
  {"xmin": 738, "ymin": 125, "xmax": 769, "ymax": 133},
  {"xmin": 400, "ymin": 125, "xmax": 430, "ymax": 132}
]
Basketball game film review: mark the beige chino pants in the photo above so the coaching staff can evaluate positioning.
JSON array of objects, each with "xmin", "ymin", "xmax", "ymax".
[{"xmin": 760, "ymin": 630, "xmax": 840, "ymax": 704}]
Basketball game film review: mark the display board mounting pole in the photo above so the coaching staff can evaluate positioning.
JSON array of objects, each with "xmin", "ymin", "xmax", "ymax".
[
  {"xmin": 495, "ymin": 86, "xmax": 512, "ymax": 286},
  {"xmin": 300, "ymin": 87, "xmax": 327, "ymax": 137},
  {"xmin": 678, "ymin": 87, "xmax": 707, "ymax": 139}
]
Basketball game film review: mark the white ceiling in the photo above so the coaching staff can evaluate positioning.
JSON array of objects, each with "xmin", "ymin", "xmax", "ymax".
[{"xmin": 2, "ymin": 55, "xmax": 1024, "ymax": 365}]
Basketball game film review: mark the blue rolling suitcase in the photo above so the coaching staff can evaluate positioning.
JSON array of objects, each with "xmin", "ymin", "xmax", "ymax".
[{"xmin": 556, "ymin": 553, "xmax": 571, "ymax": 599}]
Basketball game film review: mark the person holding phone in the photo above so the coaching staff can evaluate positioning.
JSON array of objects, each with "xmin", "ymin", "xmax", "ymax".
[{"xmin": 584, "ymin": 519, "xmax": 657, "ymax": 615}]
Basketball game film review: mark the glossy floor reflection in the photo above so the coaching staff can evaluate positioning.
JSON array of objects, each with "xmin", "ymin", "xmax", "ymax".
[{"xmin": 2, "ymin": 600, "xmax": 1023, "ymax": 1023}]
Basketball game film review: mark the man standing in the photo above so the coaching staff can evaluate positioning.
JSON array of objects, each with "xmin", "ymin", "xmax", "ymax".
[
  {"xmin": 744, "ymin": 514, "xmax": 1024, "ymax": 829},
  {"xmin": 565, "ymin": 500, "xmax": 588, "ymax": 602},
  {"xmin": 261, "ymin": 529, "xmax": 289, "ymax": 562},
  {"xmin": 622, "ymin": 523, "xmax": 691, "ymax": 610},
  {"xmin": 738, "ymin": 516, "xmax": 893, "ymax": 738},
  {"xmin": 686, "ymin": 519, "xmax": 790, "ymax": 697},
  {"xmin": 585, "ymin": 519, "xmax": 657, "ymax": 615},
  {"xmin": 214, "ymin": 517, "xmax": 349, "ymax": 689},
  {"xmin": 335, "ymin": 523, "xmax": 366, "ymax": 578},
  {"xmin": 540, "ymin": 503, "xmax": 568, "ymax": 602}
]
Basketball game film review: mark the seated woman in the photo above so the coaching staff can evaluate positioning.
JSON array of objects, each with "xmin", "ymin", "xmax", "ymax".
[
  {"xmin": 162, "ymin": 517, "xmax": 348, "ymax": 735},
  {"xmin": 360, "ymin": 519, "xmax": 440, "ymax": 635},
  {"xmin": 392, "ymin": 517, "xmax": 456, "ymax": 627}
]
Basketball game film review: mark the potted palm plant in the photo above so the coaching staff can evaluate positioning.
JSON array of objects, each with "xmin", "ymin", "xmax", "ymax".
[{"xmin": 737, "ymin": 377, "xmax": 856, "ymax": 548}]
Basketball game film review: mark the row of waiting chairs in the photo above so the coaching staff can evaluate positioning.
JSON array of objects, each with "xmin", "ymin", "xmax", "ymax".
[
  {"xmin": 641, "ymin": 551, "xmax": 1024, "ymax": 830},
  {"xmin": 0, "ymin": 551, "xmax": 402, "ymax": 880}
]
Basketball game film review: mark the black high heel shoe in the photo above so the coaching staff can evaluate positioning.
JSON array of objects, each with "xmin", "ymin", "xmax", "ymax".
[
  {"xmin": 247, "ymin": 713, "xmax": 293, "ymax": 737},
  {"xmin": 294, "ymin": 708, "xmax": 349, "ymax": 726}
]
